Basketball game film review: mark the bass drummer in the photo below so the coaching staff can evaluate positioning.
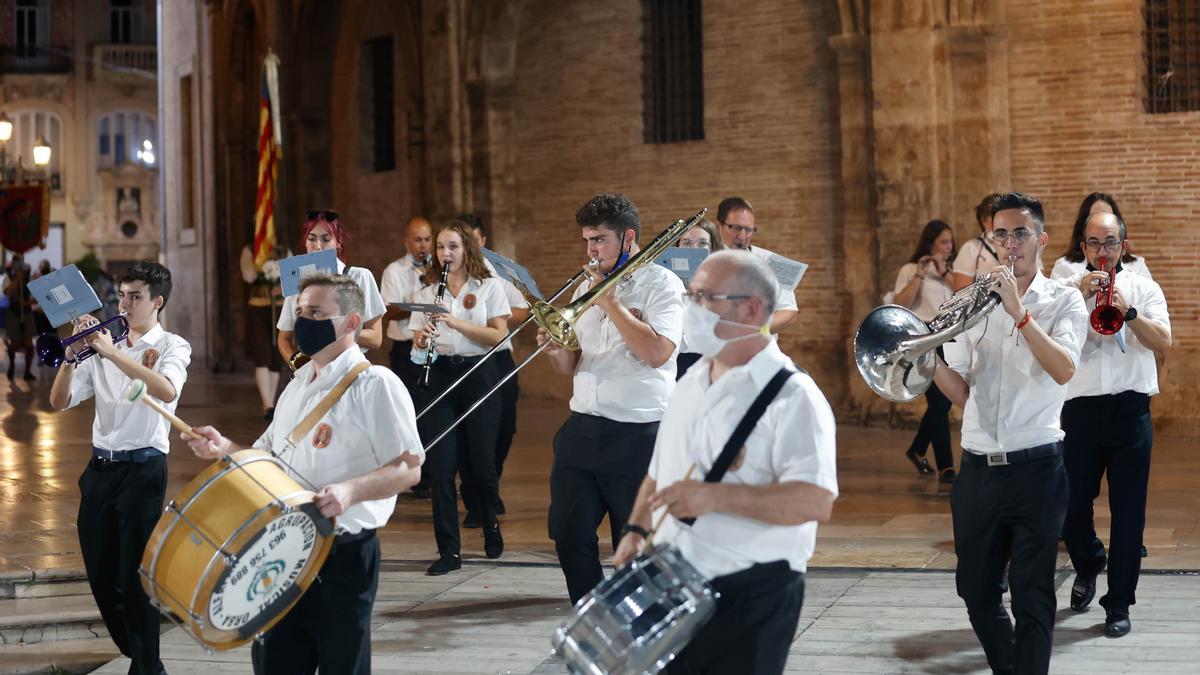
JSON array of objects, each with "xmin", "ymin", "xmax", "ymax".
[
  {"xmin": 614, "ymin": 250, "xmax": 837, "ymax": 675},
  {"xmin": 185, "ymin": 273, "xmax": 423, "ymax": 675}
]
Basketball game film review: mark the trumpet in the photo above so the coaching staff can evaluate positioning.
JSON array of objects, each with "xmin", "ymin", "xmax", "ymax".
[
  {"xmin": 36, "ymin": 315, "xmax": 130, "ymax": 368},
  {"xmin": 417, "ymin": 259, "xmax": 452, "ymax": 389},
  {"xmin": 854, "ymin": 256, "xmax": 1013, "ymax": 402},
  {"xmin": 1090, "ymin": 255, "xmax": 1123, "ymax": 335}
]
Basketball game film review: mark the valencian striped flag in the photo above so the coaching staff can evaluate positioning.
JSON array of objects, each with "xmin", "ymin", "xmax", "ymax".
[{"xmin": 253, "ymin": 51, "xmax": 283, "ymax": 269}]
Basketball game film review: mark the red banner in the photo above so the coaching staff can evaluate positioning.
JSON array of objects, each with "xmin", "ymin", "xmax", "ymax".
[{"xmin": 0, "ymin": 183, "xmax": 50, "ymax": 254}]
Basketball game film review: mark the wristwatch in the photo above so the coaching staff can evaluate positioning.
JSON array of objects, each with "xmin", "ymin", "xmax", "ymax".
[
  {"xmin": 1124, "ymin": 307, "xmax": 1138, "ymax": 322},
  {"xmin": 620, "ymin": 522, "xmax": 651, "ymax": 540}
]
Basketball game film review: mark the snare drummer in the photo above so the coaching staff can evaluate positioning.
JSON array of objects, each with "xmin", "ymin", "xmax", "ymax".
[
  {"xmin": 48, "ymin": 261, "xmax": 191, "ymax": 675},
  {"xmin": 614, "ymin": 251, "xmax": 837, "ymax": 675},
  {"xmin": 186, "ymin": 273, "xmax": 423, "ymax": 675}
]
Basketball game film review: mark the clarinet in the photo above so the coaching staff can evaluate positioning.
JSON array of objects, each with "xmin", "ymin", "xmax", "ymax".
[{"xmin": 417, "ymin": 260, "xmax": 451, "ymax": 389}]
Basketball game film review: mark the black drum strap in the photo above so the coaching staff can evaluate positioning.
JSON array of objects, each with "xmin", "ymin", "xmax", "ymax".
[{"xmin": 679, "ymin": 366, "xmax": 798, "ymax": 527}]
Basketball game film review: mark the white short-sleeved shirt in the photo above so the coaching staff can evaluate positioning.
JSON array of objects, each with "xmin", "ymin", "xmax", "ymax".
[
  {"xmin": 407, "ymin": 276, "xmax": 511, "ymax": 357},
  {"xmin": 943, "ymin": 273, "xmax": 1088, "ymax": 453},
  {"xmin": 278, "ymin": 260, "xmax": 386, "ymax": 353},
  {"xmin": 1060, "ymin": 268, "xmax": 1170, "ymax": 399},
  {"xmin": 570, "ymin": 263, "xmax": 685, "ymax": 423},
  {"xmin": 885, "ymin": 262, "xmax": 954, "ymax": 323},
  {"xmin": 379, "ymin": 255, "xmax": 428, "ymax": 342},
  {"xmin": 482, "ymin": 257, "xmax": 528, "ymax": 353},
  {"xmin": 254, "ymin": 348, "xmax": 423, "ymax": 535},
  {"xmin": 953, "ymin": 236, "xmax": 1001, "ymax": 280},
  {"xmin": 650, "ymin": 339, "xmax": 838, "ymax": 578},
  {"xmin": 1050, "ymin": 255, "xmax": 1153, "ymax": 283},
  {"xmin": 747, "ymin": 245, "xmax": 798, "ymax": 313},
  {"xmin": 68, "ymin": 324, "xmax": 192, "ymax": 453}
]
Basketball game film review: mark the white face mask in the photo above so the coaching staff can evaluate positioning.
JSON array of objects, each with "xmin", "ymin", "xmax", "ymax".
[{"xmin": 683, "ymin": 302, "xmax": 768, "ymax": 357}]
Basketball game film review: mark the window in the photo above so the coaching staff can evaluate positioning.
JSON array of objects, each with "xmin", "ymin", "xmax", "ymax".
[
  {"xmin": 359, "ymin": 36, "xmax": 396, "ymax": 172},
  {"xmin": 109, "ymin": 0, "xmax": 144, "ymax": 44},
  {"xmin": 4, "ymin": 109, "xmax": 63, "ymax": 188},
  {"xmin": 1145, "ymin": 0, "xmax": 1200, "ymax": 113},
  {"xmin": 14, "ymin": 0, "xmax": 50, "ymax": 64},
  {"xmin": 642, "ymin": 0, "xmax": 705, "ymax": 143},
  {"xmin": 97, "ymin": 110, "xmax": 157, "ymax": 169}
]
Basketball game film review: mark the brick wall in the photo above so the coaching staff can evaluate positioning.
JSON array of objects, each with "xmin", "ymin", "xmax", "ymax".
[
  {"xmin": 506, "ymin": 0, "xmax": 845, "ymax": 400},
  {"xmin": 1006, "ymin": 0, "xmax": 1199, "ymax": 431}
]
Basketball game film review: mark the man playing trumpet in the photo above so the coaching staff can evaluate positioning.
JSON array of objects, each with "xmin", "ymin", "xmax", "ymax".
[{"xmin": 48, "ymin": 261, "xmax": 191, "ymax": 675}]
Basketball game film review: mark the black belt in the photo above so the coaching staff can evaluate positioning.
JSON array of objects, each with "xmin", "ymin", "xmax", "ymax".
[
  {"xmin": 91, "ymin": 446, "xmax": 165, "ymax": 464},
  {"xmin": 334, "ymin": 528, "xmax": 376, "ymax": 546},
  {"xmin": 435, "ymin": 353, "xmax": 485, "ymax": 366},
  {"xmin": 962, "ymin": 441, "xmax": 1062, "ymax": 468}
]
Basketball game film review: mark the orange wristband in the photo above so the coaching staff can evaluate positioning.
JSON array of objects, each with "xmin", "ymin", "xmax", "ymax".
[{"xmin": 1016, "ymin": 310, "xmax": 1032, "ymax": 330}]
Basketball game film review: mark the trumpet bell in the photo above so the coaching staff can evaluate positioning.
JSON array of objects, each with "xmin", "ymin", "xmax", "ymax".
[
  {"xmin": 853, "ymin": 305, "xmax": 937, "ymax": 403},
  {"xmin": 1090, "ymin": 304, "xmax": 1124, "ymax": 335},
  {"xmin": 36, "ymin": 332, "xmax": 68, "ymax": 368}
]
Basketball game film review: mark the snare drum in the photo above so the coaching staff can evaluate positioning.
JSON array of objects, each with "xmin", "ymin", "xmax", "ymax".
[
  {"xmin": 552, "ymin": 544, "xmax": 717, "ymax": 675},
  {"xmin": 139, "ymin": 449, "xmax": 334, "ymax": 651}
]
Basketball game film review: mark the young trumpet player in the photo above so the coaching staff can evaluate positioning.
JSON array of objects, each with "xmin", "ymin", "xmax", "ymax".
[
  {"xmin": 409, "ymin": 220, "xmax": 512, "ymax": 575},
  {"xmin": 1060, "ymin": 212, "xmax": 1172, "ymax": 638},
  {"xmin": 48, "ymin": 261, "xmax": 191, "ymax": 675}
]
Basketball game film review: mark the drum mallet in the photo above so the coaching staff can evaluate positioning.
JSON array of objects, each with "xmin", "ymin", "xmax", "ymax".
[
  {"xmin": 125, "ymin": 379, "xmax": 199, "ymax": 441},
  {"xmin": 642, "ymin": 465, "xmax": 696, "ymax": 550}
]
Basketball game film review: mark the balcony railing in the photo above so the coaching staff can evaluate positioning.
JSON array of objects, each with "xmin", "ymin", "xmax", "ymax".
[{"xmin": 93, "ymin": 44, "xmax": 157, "ymax": 82}]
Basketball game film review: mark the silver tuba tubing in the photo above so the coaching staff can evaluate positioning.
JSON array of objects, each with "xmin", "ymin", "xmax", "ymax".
[{"xmin": 853, "ymin": 274, "xmax": 1002, "ymax": 403}]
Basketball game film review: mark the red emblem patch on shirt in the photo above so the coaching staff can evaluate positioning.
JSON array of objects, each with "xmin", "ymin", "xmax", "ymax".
[
  {"xmin": 312, "ymin": 423, "xmax": 333, "ymax": 449},
  {"xmin": 463, "ymin": 293, "xmax": 477, "ymax": 310},
  {"xmin": 141, "ymin": 348, "xmax": 159, "ymax": 370}
]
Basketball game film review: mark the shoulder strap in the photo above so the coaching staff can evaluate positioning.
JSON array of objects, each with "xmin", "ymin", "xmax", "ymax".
[
  {"xmin": 679, "ymin": 365, "xmax": 798, "ymax": 527},
  {"xmin": 978, "ymin": 236, "xmax": 999, "ymax": 262},
  {"xmin": 285, "ymin": 361, "xmax": 371, "ymax": 447}
]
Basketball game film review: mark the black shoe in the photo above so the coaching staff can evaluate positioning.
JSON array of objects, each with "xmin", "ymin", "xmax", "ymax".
[
  {"xmin": 905, "ymin": 448, "xmax": 934, "ymax": 475},
  {"xmin": 1105, "ymin": 611, "xmax": 1131, "ymax": 638},
  {"xmin": 463, "ymin": 511, "xmax": 481, "ymax": 529},
  {"xmin": 939, "ymin": 468, "xmax": 956, "ymax": 484},
  {"xmin": 22, "ymin": 371, "xmax": 34, "ymax": 381},
  {"xmin": 426, "ymin": 553, "xmax": 461, "ymax": 576},
  {"xmin": 264, "ymin": 407, "xmax": 274, "ymax": 422},
  {"xmin": 411, "ymin": 485, "xmax": 431, "ymax": 499},
  {"xmin": 1141, "ymin": 545, "xmax": 1148, "ymax": 558},
  {"xmin": 484, "ymin": 522, "xmax": 504, "ymax": 559},
  {"xmin": 496, "ymin": 497, "xmax": 506, "ymax": 515},
  {"xmin": 1070, "ymin": 572, "xmax": 1097, "ymax": 611}
]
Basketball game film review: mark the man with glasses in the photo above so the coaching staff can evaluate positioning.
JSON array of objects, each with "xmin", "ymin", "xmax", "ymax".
[
  {"xmin": 614, "ymin": 250, "xmax": 837, "ymax": 674},
  {"xmin": 932, "ymin": 192, "xmax": 1088, "ymax": 674},
  {"xmin": 715, "ymin": 197, "xmax": 798, "ymax": 332},
  {"xmin": 1059, "ymin": 211, "xmax": 1171, "ymax": 638},
  {"xmin": 537, "ymin": 193, "xmax": 685, "ymax": 603}
]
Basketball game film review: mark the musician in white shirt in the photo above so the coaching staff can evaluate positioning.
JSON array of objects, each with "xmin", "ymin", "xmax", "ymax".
[
  {"xmin": 379, "ymin": 216, "xmax": 433, "ymax": 389},
  {"xmin": 537, "ymin": 193, "xmax": 685, "ymax": 603},
  {"xmin": 49, "ymin": 261, "xmax": 191, "ymax": 675},
  {"xmin": 187, "ymin": 273, "xmax": 422, "ymax": 675},
  {"xmin": 1059, "ymin": 211, "xmax": 1172, "ymax": 639},
  {"xmin": 714, "ymin": 196, "xmax": 799, "ymax": 333},
  {"xmin": 933, "ymin": 192, "xmax": 1088, "ymax": 675},
  {"xmin": 1049, "ymin": 192, "xmax": 1153, "ymax": 282},
  {"xmin": 950, "ymin": 193, "xmax": 1003, "ymax": 291},
  {"xmin": 615, "ymin": 250, "xmax": 837, "ymax": 674}
]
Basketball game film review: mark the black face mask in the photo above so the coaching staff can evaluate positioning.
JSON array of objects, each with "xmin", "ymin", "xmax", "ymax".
[{"xmin": 294, "ymin": 316, "xmax": 340, "ymax": 356}]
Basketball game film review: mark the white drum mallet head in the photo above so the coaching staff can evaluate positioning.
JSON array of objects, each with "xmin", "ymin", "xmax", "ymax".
[{"xmin": 124, "ymin": 379, "xmax": 198, "ymax": 440}]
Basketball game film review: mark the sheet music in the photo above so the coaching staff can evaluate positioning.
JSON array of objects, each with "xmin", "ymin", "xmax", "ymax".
[{"xmin": 765, "ymin": 252, "xmax": 808, "ymax": 291}]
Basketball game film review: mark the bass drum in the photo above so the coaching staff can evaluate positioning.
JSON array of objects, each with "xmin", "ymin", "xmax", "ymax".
[
  {"xmin": 552, "ymin": 544, "xmax": 717, "ymax": 675},
  {"xmin": 139, "ymin": 449, "xmax": 334, "ymax": 651}
]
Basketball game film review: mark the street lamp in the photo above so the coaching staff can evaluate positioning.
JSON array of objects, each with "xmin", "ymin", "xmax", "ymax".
[
  {"xmin": 32, "ymin": 135, "xmax": 51, "ymax": 167},
  {"xmin": 0, "ymin": 113, "xmax": 12, "ymax": 142}
]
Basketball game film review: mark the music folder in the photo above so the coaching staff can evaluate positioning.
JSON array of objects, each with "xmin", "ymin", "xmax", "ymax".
[
  {"xmin": 26, "ymin": 264, "xmax": 102, "ymax": 328},
  {"xmin": 654, "ymin": 247, "xmax": 709, "ymax": 283},
  {"xmin": 481, "ymin": 248, "xmax": 544, "ymax": 301},
  {"xmin": 389, "ymin": 302, "xmax": 449, "ymax": 314},
  {"xmin": 279, "ymin": 249, "xmax": 338, "ymax": 297}
]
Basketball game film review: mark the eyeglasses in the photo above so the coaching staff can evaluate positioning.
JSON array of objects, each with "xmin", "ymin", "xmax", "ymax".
[
  {"xmin": 720, "ymin": 222, "xmax": 757, "ymax": 236},
  {"xmin": 306, "ymin": 210, "xmax": 339, "ymax": 222},
  {"xmin": 677, "ymin": 239, "xmax": 711, "ymax": 249},
  {"xmin": 992, "ymin": 228, "xmax": 1036, "ymax": 245},
  {"xmin": 1084, "ymin": 239, "xmax": 1124, "ymax": 253},
  {"xmin": 684, "ymin": 291, "xmax": 751, "ymax": 305}
]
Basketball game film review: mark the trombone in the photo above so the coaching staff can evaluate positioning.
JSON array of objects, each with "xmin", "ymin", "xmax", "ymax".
[{"xmin": 418, "ymin": 208, "xmax": 708, "ymax": 452}]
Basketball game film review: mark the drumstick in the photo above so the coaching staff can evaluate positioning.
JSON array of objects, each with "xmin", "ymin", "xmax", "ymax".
[
  {"xmin": 642, "ymin": 465, "xmax": 696, "ymax": 550},
  {"xmin": 124, "ymin": 379, "xmax": 199, "ymax": 441}
]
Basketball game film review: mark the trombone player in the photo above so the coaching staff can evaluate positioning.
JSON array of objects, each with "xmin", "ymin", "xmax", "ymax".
[
  {"xmin": 537, "ymin": 193, "xmax": 686, "ymax": 603},
  {"xmin": 931, "ymin": 193, "xmax": 1087, "ymax": 674}
]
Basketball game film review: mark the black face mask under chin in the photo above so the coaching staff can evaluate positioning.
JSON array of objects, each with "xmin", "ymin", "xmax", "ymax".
[{"xmin": 294, "ymin": 316, "xmax": 340, "ymax": 356}]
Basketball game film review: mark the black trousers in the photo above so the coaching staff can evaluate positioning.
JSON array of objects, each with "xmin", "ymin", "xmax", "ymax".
[
  {"xmin": 667, "ymin": 561, "xmax": 805, "ymax": 675},
  {"xmin": 951, "ymin": 449, "xmax": 1067, "ymax": 675},
  {"xmin": 77, "ymin": 452, "xmax": 168, "ymax": 675},
  {"xmin": 908, "ymin": 381, "xmax": 954, "ymax": 471},
  {"xmin": 462, "ymin": 348, "xmax": 519, "ymax": 516},
  {"xmin": 675, "ymin": 351, "xmax": 702, "ymax": 380},
  {"xmin": 252, "ymin": 532, "xmax": 381, "ymax": 675},
  {"xmin": 1062, "ymin": 391, "xmax": 1153, "ymax": 615},
  {"xmin": 416, "ymin": 356, "xmax": 501, "ymax": 556},
  {"xmin": 388, "ymin": 339, "xmax": 419, "ymax": 391},
  {"xmin": 549, "ymin": 412, "xmax": 658, "ymax": 604}
]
